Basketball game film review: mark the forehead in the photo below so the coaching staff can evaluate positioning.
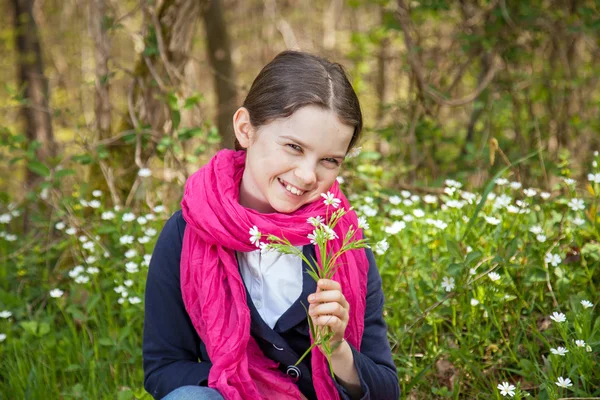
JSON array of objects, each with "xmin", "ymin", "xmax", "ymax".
[{"xmin": 265, "ymin": 106, "xmax": 354, "ymax": 152}]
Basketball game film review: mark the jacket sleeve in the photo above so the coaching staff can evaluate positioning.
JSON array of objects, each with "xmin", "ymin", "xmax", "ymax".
[
  {"xmin": 143, "ymin": 211, "xmax": 212, "ymax": 399},
  {"xmin": 337, "ymin": 247, "xmax": 401, "ymax": 400}
]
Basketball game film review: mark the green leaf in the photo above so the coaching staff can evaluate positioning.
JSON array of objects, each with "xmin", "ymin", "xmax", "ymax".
[
  {"xmin": 55, "ymin": 169, "xmax": 76, "ymax": 179},
  {"xmin": 72, "ymin": 154, "xmax": 94, "ymax": 165},
  {"xmin": 27, "ymin": 161, "xmax": 51, "ymax": 177},
  {"xmin": 446, "ymin": 239, "xmax": 463, "ymax": 260}
]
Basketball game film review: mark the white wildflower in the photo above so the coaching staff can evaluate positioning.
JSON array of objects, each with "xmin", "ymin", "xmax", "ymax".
[
  {"xmin": 82, "ymin": 241, "xmax": 95, "ymax": 250},
  {"xmin": 529, "ymin": 225, "xmax": 543, "ymax": 235},
  {"xmin": 389, "ymin": 195, "xmax": 401, "ymax": 205},
  {"xmin": 545, "ymin": 253, "xmax": 561, "ymax": 267},
  {"xmin": 485, "ymin": 216, "xmax": 501, "ymax": 226},
  {"xmin": 153, "ymin": 205, "xmax": 165, "ymax": 213},
  {"xmin": 74, "ymin": 275, "xmax": 89, "ymax": 284},
  {"xmin": 536, "ymin": 234, "xmax": 547, "ymax": 243},
  {"xmin": 92, "ymin": 190, "xmax": 102, "ymax": 197},
  {"xmin": 129, "ymin": 296, "xmax": 142, "ymax": 304},
  {"xmin": 389, "ymin": 208, "xmax": 404, "ymax": 217},
  {"xmin": 550, "ymin": 347, "xmax": 568, "ymax": 356},
  {"xmin": 55, "ymin": 222, "xmax": 65, "ymax": 230},
  {"xmin": 307, "ymin": 216, "xmax": 324, "ymax": 227},
  {"xmin": 101, "ymin": 211, "xmax": 115, "ymax": 220},
  {"xmin": 423, "ymin": 195, "xmax": 437, "ymax": 204},
  {"xmin": 413, "ymin": 209, "xmax": 425, "ymax": 218},
  {"xmin": 402, "ymin": 199, "xmax": 413, "ymax": 207},
  {"xmin": 374, "ymin": 238, "xmax": 389, "ymax": 255},
  {"xmin": 138, "ymin": 236, "xmax": 150, "ymax": 244},
  {"xmin": 124, "ymin": 279, "xmax": 134, "ymax": 287},
  {"xmin": 540, "ymin": 192, "xmax": 551, "ymax": 200},
  {"xmin": 137, "ymin": 216, "xmax": 148, "ymax": 225},
  {"xmin": 445, "ymin": 179, "xmax": 462, "ymax": 188},
  {"xmin": 69, "ymin": 265, "xmax": 85, "ymax": 278},
  {"xmin": 567, "ymin": 198, "xmax": 585, "ymax": 211},
  {"xmin": 0, "ymin": 333, "xmax": 6, "ymax": 342},
  {"xmin": 572, "ymin": 217, "xmax": 585, "ymax": 226},
  {"xmin": 443, "ymin": 187, "xmax": 456, "ymax": 196},
  {"xmin": 321, "ymin": 192, "xmax": 341, "ymax": 208},
  {"xmin": 49, "ymin": 288, "xmax": 64, "ymax": 298},
  {"xmin": 125, "ymin": 262, "xmax": 139, "ymax": 273},
  {"xmin": 364, "ymin": 196, "xmax": 374, "ymax": 204},
  {"xmin": 488, "ymin": 272, "xmax": 501, "ymax": 281},
  {"xmin": 460, "ymin": 191, "xmax": 477, "ymax": 204},
  {"xmin": 581, "ymin": 300, "xmax": 593, "ymax": 309},
  {"xmin": 124, "ymin": 249, "xmax": 137, "ymax": 259},
  {"xmin": 575, "ymin": 340, "xmax": 586, "ymax": 347},
  {"xmin": 470, "ymin": 298, "xmax": 479, "ymax": 306},
  {"xmin": 384, "ymin": 221, "xmax": 406, "ymax": 235},
  {"xmin": 65, "ymin": 227, "xmax": 76, "ymax": 235},
  {"xmin": 86, "ymin": 256, "xmax": 97, "ymax": 264},
  {"xmin": 249, "ymin": 226, "xmax": 261, "ymax": 247},
  {"xmin": 401, "ymin": 190, "xmax": 411, "ymax": 198},
  {"xmin": 403, "ymin": 214, "xmax": 414, "ymax": 222},
  {"xmin": 86, "ymin": 267, "xmax": 99, "ymax": 274},
  {"xmin": 555, "ymin": 377, "xmax": 573, "ymax": 388},
  {"xmin": 359, "ymin": 205, "xmax": 377, "ymax": 217},
  {"xmin": 441, "ymin": 277, "xmax": 455, "ymax": 292},
  {"xmin": 446, "ymin": 200, "xmax": 465, "ymax": 209},
  {"xmin": 523, "ymin": 188, "xmax": 537, "ymax": 197},
  {"xmin": 89, "ymin": 200, "xmax": 101, "ymax": 209},
  {"xmin": 0, "ymin": 311, "xmax": 12, "ymax": 319},
  {"xmin": 493, "ymin": 194, "xmax": 512, "ymax": 210},
  {"xmin": 495, "ymin": 178, "xmax": 509, "ymax": 186},
  {"xmin": 122, "ymin": 213, "xmax": 136, "ymax": 222},
  {"xmin": 5, "ymin": 234, "xmax": 16, "ymax": 242},
  {"xmin": 144, "ymin": 213, "xmax": 156, "ymax": 221},
  {"xmin": 509, "ymin": 181, "xmax": 522, "ymax": 190},
  {"xmin": 138, "ymin": 168, "xmax": 152, "ymax": 177},
  {"xmin": 587, "ymin": 173, "xmax": 600, "ymax": 183},
  {"xmin": 145, "ymin": 228, "xmax": 157, "ymax": 237},
  {"xmin": 550, "ymin": 312, "xmax": 567, "ymax": 323},
  {"xmin": 357, "ymin": 216, "xmax": 369, "ymax": 230},
  {"xmin": 120, "ymin": 235, "xmax": 134, "ymax": 245},
  {"xmin": 497, "ymin": 382, "xmax": 516, "ymax": 397},
  {"xmin": 336, "ymin": 176, "xmax": 344, "ymax": 184},
  {"xmin": 562, "ymin": 178, "xmax": 576, "ymax": 186}
]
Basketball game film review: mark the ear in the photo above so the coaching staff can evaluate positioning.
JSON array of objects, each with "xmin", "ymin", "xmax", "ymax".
[{"xmin": 233, "ymin": 107, "xmax": 255, "ymax": 149}]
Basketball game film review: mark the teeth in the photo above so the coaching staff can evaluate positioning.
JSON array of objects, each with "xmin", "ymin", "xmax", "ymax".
[{"xmin": 282, "ymin": 180, "xmax": 304, "ymax": 196}]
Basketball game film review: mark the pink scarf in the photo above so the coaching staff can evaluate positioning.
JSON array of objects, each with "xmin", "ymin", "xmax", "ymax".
[{"xmin": 180, "ymin": 149, "xmax": 369, "ymax": 400}]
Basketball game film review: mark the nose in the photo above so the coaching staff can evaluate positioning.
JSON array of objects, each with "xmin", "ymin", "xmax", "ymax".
[{"xmin": 294, "ymin": 162, "xmax": 317, "ymax": 188}]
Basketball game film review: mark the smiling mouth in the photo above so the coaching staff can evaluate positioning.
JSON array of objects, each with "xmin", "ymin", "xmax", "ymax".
[{"xmin": 278, "ymin": 178, "xmax": 306, "ymax": 196}]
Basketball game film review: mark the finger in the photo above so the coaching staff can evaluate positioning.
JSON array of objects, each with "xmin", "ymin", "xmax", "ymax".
[
  {"xmin": 308, "ymin": 290, "xmax": 349, "ymax": 308},
  {"xmin": 309, "ymin": 302, "xmax": 348, "ymax": 321},
  {"xmin": 313, "ymin": 314, "xmax": 345, "ymax": 330},
  {"xmin": 317, "ymin": 279, "xmax": 341, "ymax": 291}
]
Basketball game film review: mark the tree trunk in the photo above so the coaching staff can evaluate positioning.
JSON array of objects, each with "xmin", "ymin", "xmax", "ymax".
[
  {"xmin": 89, "ymin": 0, "xmax": 112, "ymax": 139},
  {"xmin": 202, "ymin": 0, "xmax": 237, "ymax": 149},
  {"xmin": 12, "ymin": 0, "xmax": 56, "ymax": 176}
]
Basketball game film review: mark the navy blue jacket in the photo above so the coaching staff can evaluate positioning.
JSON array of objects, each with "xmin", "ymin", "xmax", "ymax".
[{"xmin": 143, "ymin": 211, "xmax": 400, "ymax": 399}]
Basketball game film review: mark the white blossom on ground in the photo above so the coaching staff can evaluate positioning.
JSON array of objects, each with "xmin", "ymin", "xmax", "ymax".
[
  {"xmin": 493, "ymin": 194, "xmax": 512, "ymax": 210},
  {"xmin": 364, "ymin": 196, "xmax": 374, "ymax": 204},
  {"xmin": 410, "ymin": 195, "xmax": 420, "ymax": 202},
  {"xmin": 529, "ymin": 225, "xmax": 543, "ymax": 234},
  {"xmin": 555, "ymin": 377, "xmax": 573, "ymax": 388},
  {"xmin": 89, "ymin": 200, "xmax": 101, "ymax": 209},
  {"xmin": 125, "ymin": 262, "xmax": 139, "ymax": 273},
  {"xmin": 55, "ymin": 222, "xmax": 65, "ymax": 230},
  {"xmin": 497, "ymin": 382, "xmax": 516, "ymax": 397},
  {"xmin": 581, "ymin": 300, "xmax": 593, "ymax": 309},
  {"xmin": 122, "ymin": 213, "xmax": 136, "ymax": 222},
  {"xmin": 82, "ymin": 241, "xmax": 95, "ymax": 251},
  {"xmin": 550, "ymin": 312, "xmax": 567, "ymax": 323},
  {"xmin": 567, "ymin": 198, "xmax": 585, "ymax": 211},
  {"xmin": 441, "ymin": 277, "xmax": 455, "ymax": 292},
  {"xmin": 145, "ymin": 228, "xmax": 157, "ymax": 237},
  {"xmin": 403, "ymin": 199, "xmax": 413, "ymax": 207},
  {"xmin": 50, "ymin": 289, "xmax": 64, "ymax": 298},
  {"xmin": 385, "ymin": 221, "xmax": 406, "ymax": 235},
  {"xmin": 401, "ymin": 190, "xmax": 411, "ymax": 198},
  {"xmin": 124, "ymin": 249, "xmax": 137, "ymax": 259},
  {"xmin": 389, "ymin": 195, "xmax": 401, "ymax": 205},
  {"xmin": 5, "ymin": 234, "xmax": 17, "ymax": 242},
  {"xmin": 572, "ymin": 217, "xmax": 585, "ymax": 226},
  {"xmin": 374, "ymin": 238, "xmax": 389, "ymax": 255},
  {"xmin": 470, "ymin": 298, "xmax": 479, "ymax": 306},
  {"xmin": 488, "ymin": 272, "xmax": 501, "ymax": 281},
  {"xmin": 359, "ymin": 205, "xmax": 377, "ymax": 217},
  {"xmin": 124, "ymin": 279, "xmax": 134, "ymax": 287},
  {"xmin": 137, "ymin": 216, "xmax": 148, "ymax": 225},
  {"xmin": 0, "ymin": 214, "xmax": 10, "ymax": 224},
  {"xmin": 114, "ymin": 285, "xmax": 126, "ymax": 294},
  {"xmin": 545, "ymin": 253, "xmax": 561, "ymax": 267},
  {"xmin": 86, "ymin": 267, "xmax": 99, "ymax": 274},
  {"xmin": 509, "ymin": 181, "xmax": 522, "ymax": 190},
  {"xmin": 495, "ymin": 178, "xmax": 509, "ymax": 186},
  {"xmin": 101, "ymin": 211, "xmax": 115, "ymax": 220},
  {"xmin": 75, "ymin": 275, "xmax": 90, "ymax": 284},
  {"xmin": 69, "ymin": 266, "xmax": 85, "ymax": 278},
  {"xmin": 389, "ymin": 209, "xmax": 404, "ymax": 217},
  {"xmin": 65, "ymin": 227, "xmax": 76, "ymax": 235},
  {"xmin": 536, "ymin": 234, "xmax": 547, "ymax": 243},
  {"xmin": 403, "ymin": 215, "xmax": 414, "ymax": 222},
  {"xmin": 485, "ymin": 216, "xmax": 501, "ymax": 225},
  {"xmin": 523, "ymin": 188, "xmax": 536, "ymax": 197},
  {"xmin": 138, "ymin": 168, "xmax": 152, "ymax": 177},
  {"xmin": 86, "ymin": 256, "xmax": 97, "ymax": 264},
  {"xmin": 413, "ymin": 209, "xmax": 425, "ymax": 218},
  {"xmin": 79, "ymin": 199, "xmax": 88, "ymax": 207},
  {"xmin": 153, "ymin": 205, "xmax": 165, "ymax": 213},
  {"xmin": 0, "ymin": 333, "xmax": 6, "ymax": 342},
  {"xmin": 322, "ymin": 225, "xmax": 338, "ymax": 241},
  {"xmin": 587, "ymin": 173, "xmax": 600, "ymax": 183},
  {"xmin": 138, "ymin": 236, "xmax": 150, "ymax": 244},
  {"xmin": 0, "ymin": 311, "xmax": 12, "ymax": 319},
  {"xmin": 249, "ymin": 226, "xmax": 261, "ymax": 247},
  {"xmin": 551, "ymin": 347, "xmax": 568, "ymax": 356},
  {"xmin": 562, "ymin": 178, "xmax": 576, "ymax": 186},
  {"xmin": 446, "ymin": 200, "xmax": 466, "ymax": 209},
  {"xmin": 423, "ymin": 195, "xmax": 437, "ymax": 204},
  {"xmin": 92, "ymin": 190, "xmax": 102, "ymax": 197},
  {"xmin": 321, "ymin": 192, "xmax": 341, "ymax": 208},
  {"xmin": 120, "ymin": 235, "xmax": 134, "ymax": 245},
  {"xmin": 445, "ymin": 179, "xmax": 462, "ymax": 188},
  {"xmin": 575, "ymin": 340, "xmax": 586, "ymax": 347},
  {"xmin": 144, "ymin": 214, "xmax": 156, "ymax": 221},
  {"xmin": 540, "ymin": 192, "xmax": 551, "ymax": 200},
  {"xmin": 129, "ymin": 296, "xmax": 142, "ymax": 304},
  {"xmin": 142, "ymin": 254, "xmax": 152, "ymax": 267},
  {"xmin": 444, "ymin": 187, "xmax": 456, "ymax": 196}
]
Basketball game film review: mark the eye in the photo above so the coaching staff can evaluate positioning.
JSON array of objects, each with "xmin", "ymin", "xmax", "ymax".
[
  {"xmin": 287, "ymin": 144, "xmax": 302, "ymax": 152},
  {"xmin": 323, "ymin": 158, "xmax": 340, "ymax": 166}
]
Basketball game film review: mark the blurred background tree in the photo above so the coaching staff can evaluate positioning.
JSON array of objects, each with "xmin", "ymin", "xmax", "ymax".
[{"xmin": 1, "ymin": 0, "xmax": 599, "ymax": 208}]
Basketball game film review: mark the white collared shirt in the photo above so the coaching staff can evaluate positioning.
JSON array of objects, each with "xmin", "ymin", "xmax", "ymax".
[{"xmin": 237, "ymin": 246, "xmax": 304, "ymax": 329}]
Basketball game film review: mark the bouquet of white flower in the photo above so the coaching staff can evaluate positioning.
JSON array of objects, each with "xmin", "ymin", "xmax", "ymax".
[{"xmin": 250, "ymin": 191, "xmax": 369, "ymax": 377}]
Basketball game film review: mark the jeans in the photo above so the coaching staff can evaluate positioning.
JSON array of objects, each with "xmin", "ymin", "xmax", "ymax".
[{"xmin": 163, "ymin": 386, "xmax": 225, "ymax": 400}]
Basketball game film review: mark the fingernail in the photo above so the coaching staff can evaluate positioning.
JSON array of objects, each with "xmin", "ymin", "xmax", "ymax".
[{"xmin": 308, "ymin": 295, "xmax": 315, "ymax": 301}]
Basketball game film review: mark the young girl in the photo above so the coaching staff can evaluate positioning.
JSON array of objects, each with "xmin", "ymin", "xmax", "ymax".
[{"xmin": 143, "ymin": 51, "xmax": 400, "ymax": 400}]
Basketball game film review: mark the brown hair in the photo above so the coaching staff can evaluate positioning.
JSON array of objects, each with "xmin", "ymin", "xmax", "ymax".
[{"xmin": 235, "ymin": 50, "xmax": 363, "ymax": 152}]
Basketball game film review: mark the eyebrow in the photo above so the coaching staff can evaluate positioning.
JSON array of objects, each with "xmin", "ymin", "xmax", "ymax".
[{"xmin": 280, "ymin": 135, "xmax": 346, "ymax": 160}]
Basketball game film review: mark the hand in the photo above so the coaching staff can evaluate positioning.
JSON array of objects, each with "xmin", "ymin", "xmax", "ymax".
[{"xmin": 307, "ymin": 279, "xmax": 349, "ymax": 350}]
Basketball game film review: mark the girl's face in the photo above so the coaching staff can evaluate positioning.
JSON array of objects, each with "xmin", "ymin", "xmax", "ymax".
[{"xmin": 234, "ymin": 105, "xmax": 354, "ymax": 214}]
